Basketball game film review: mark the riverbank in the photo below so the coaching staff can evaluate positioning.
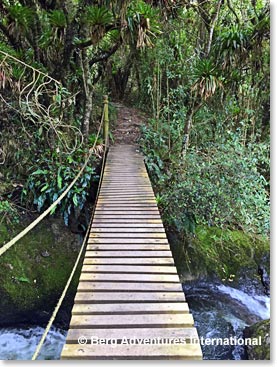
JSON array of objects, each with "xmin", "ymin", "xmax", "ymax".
[{"xmin": 0, "ymin": 217, "xmax": 81, "ymax": 327}]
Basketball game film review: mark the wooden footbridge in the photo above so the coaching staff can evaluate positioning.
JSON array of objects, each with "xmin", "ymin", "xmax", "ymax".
[
  {"xmin": 0, "ymin": 97, "xmax": 202, "ymax": 360},
  {"xmin": 61, "ymin": 145, "xmax": 202, "ymax": 360}
]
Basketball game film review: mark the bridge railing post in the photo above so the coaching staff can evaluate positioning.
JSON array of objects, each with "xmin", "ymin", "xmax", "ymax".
[{"xmin": 103, "ymin": 95, "xmax": 109, "ymax": 148}]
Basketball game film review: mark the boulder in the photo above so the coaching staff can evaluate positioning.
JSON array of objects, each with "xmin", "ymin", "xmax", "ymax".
[{"xmin": 244, "ymin": 319, "xmax": 270, "ymax": 360}]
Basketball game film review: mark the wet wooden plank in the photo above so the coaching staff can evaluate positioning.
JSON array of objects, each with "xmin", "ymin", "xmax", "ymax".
[{"xmin": 61, "ymin": 343, "xmax": 202, "ymax": 360}]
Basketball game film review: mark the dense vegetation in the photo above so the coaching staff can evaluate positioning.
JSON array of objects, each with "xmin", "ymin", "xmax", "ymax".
[{"xmin": 0, "ymin": 1, "xmax": 270, "ymax": 276}]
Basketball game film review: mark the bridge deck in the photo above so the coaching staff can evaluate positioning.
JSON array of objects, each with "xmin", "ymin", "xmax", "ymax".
[{"xmin": 61, "ymin": 145, "xmax": 202, "ymax": 360}]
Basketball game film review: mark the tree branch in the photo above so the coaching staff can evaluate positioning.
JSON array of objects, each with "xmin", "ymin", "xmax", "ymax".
[
  {"xmin": 205, "ymin": 0, "xmax": 223, "ymax": 56},
  {"xmin": 227, "ymin": 0, "xmax": 240, "ymax": 24},
  {"xmin": 89, "ymin": 42, "xmax": 121, "ymax": 67}
]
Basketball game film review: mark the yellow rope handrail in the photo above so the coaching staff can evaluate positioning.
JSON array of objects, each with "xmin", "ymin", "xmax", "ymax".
[{"xmin": 32, "ymin": 131, "xmax": 108, "ymax": 360}]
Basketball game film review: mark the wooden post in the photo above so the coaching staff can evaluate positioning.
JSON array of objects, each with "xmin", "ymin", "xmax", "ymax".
[{"xmin": 103, "ymin": 95, "xmax": 109, "ymax": 147}]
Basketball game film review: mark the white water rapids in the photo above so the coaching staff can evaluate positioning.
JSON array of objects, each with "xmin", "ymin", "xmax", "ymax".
[{"xmin": 0, "ymin": 284, "xmax": 270, "ymax": 360}]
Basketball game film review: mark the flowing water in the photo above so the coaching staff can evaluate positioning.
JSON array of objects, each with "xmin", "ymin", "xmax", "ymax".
[
  {"xmin": 183, "ymin": 281, "xmax": 270, "ymax": 360},
  {"xmin": 0, "ymin": 282, "xmax": 270, "ymax": 360},
  {"xmin": 0, "ymin": 326, "xmax": 66, "ymax": 360}
]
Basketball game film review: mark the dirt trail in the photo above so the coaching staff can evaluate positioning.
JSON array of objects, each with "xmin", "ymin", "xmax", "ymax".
[{"xmin": 111, "ymin": 103, "xmax": 148, "ymax": 145}]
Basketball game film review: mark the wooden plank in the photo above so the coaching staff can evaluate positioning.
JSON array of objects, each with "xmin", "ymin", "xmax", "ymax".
[
  {"xmin": 85, "ymin": 251, "xmax": 172, "ymax": 257},
  {"xmin": 94, "ymin": 212, "xmax": 161, "ymax": 216},
  {"xmin": 77, "ymin": 282, "xmax": 183, "ymax": 292},
  {"xmin": 74, "ymin": 292, "xmax": 185, "ymax": 303},
  {"xmin": 89, "ymin": 233, "xmax": 166, "ymax": 239},
  {"xmin": 72, "ymin": 302, "xmax": 188, "ymax": 315},
  {"xmin": 81, "ymin": 265, "xmax": 177, "ymax": 274},
  {"xmin": 79, "ymin": 273, "xmax": 180, "ymax": 283},
  {"xmin": 86, "ymin": 245, "xmax": 170, "ymax": 251},
  {"xmin": 97, "ymin": 201, "xmax": 157, "ymax": 204},
  {"xmin": 83, "ymin": 258, "xmax": 174, "ymax": 265},
  {"xmin": 69, "ymin": 314, "xmax": 194, "ymax": 328},
  {"xmin": 98, "ymin": 198, "xmax": 156, "ymax": 201},
  {"xmin": 100, "ymin": 187, "xmax": 153, "ymax": 189},
  {"xmin": 66, "ymin": 327, "xmax": 198, "ymax": 343},
  {"xmin": 98, "ymin": 198, "xmax": 156, "ymax": 200},
  {"xmin": 88, "ymin": 239, "xmax": 168, "ymax": 244},
  {"xmin": 100, "ymin": 183, "xmax": 151, "ymax": 185},
  {"xmin": 96, "ymin": 204, "xmax": 158, "ymax": 208},
  {"xmin": 92, "ymin": 220, "xmax": 163, "ymax": 225},
  {"xmin": 90, "ymin": 223, "xmax": 164, "ymax": 228},
  {"xmin": 61, "ymin": 343, "xmax": 202, "ymax": 360},
  {"xmin": 93, "ymin": 223, "xmax": 163, "ymax": 228},
  {"xmin": 89, "ymin": 233, "xmax": 166, "ymax": 238},
  {"xmin": 92, "ymin": 217, "xmax": 162, "ymax": 221},
  {"xmin": 103, "ymin": 178, "xmax": 148, "ymax": 180},
  {"xmin": 101, "ymin": 185, "xmax": 152, "ymax": 188},
  {"xmin": 90, "ymin": 228, "xmax": 165, "ymax": 233},
  {"xmin": 96, "ymin": 196, "xmax": 155, "ymax": 199}
]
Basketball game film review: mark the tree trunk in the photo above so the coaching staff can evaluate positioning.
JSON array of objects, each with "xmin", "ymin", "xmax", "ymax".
[
  {"xmin": 205, "ymin": 0, "xmax": 223, "ymax": 56},
  {"xmin": 81, "ymin": 50, "xmax": 93, "ymax": 141},
  {"xmin": 112, "ymin": 50, "xmax": 134, "ymax": 99},
  {"xmin": 181, "ymin": 113, "xmax": 193, "ymax": 159},
  {"xmin": 181, "ymin": 102, "xmax": 202, "ymax": 159}
]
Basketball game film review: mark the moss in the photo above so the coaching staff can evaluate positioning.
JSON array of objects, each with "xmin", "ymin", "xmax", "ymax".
[
  {"xmin": 244, "ymin": 319, "xmax": 270, "ymax": 360},
  {"xmin": 0, "ymin": 217, "xmax": 81, "ymax": 325},
  {"xmin": 0, "ymin": 223, "xmax": 9, "ymax": 243},
  {"xmin": 171, "ymin": 225, "xmax": 269, "ymax": 281}
]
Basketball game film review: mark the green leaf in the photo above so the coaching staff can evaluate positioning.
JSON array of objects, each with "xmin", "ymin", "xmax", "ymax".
[
  {"xmin": 50, "ymin": 205, "xmax": 57, "ymax": 215},
  {"xmin": 16, "ymin": 276, "xmax": 30, "ymax": 284},
  {"xmin": 57, "ymin": 167, "xmax": 62, "ymax": 189},
  {"xmin": 41, "ymin": 184, "xmax": 49, "ymax": 192},
  {"xmin": 32, "ymin": 169, "xmax": 48, "ymax": 175},
  {"xmin": 73, "ymin": 193, "xmax": 78, "ymax": 206}
]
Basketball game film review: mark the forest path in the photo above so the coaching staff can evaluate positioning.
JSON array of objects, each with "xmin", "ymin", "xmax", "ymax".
[{"xmin": 111, "ymin": 103, "xmax": 148, "ymax": 145}]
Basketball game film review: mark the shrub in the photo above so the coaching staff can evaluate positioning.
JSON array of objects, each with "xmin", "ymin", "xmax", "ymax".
[{"xmin": 141, "ymin": 120, "xmax": 270, "ymax": 236}]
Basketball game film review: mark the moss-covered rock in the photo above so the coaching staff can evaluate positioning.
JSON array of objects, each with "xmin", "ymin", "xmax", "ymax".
[
  {"xmin": 244, "ymin": 319, "xmax": 270, "ymax": 360},
  {"xmin": 169, "ymin": 225, "xmax": 269, "ymax": 283},
  {"xmin": 0, "ymin": 217, "xmax": 81, "ymax": 327}
]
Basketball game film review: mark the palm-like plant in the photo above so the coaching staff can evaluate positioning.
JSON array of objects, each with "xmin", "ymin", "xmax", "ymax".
[
  {"xmin": 126, "ymin": 0, "xmax": 161, "ymax": 48},
  {"xmin": 81, "ymin": 5, "xmax": 114, "ymax": 45},
  {"xmin": 192, "ymin": 58, "xmax": 223, "ymax": 100}
]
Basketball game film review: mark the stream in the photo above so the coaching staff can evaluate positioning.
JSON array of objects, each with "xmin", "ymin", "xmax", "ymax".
[
  {"xmin": 0, "ymin": 282, "xmax": 270, "ymax": 360},
  {"xmin": 183, "ymin": 281, "xmax": 270, "ymax": 360}
]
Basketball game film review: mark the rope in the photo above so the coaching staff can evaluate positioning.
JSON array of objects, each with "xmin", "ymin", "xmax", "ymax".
[
  {"xmin": 32, "ymin": 143, "xmax": 108, "ymax": 360},
  {"xmin": 0, "ymin": 50, "xmax": 61, "ymax": 84},
  {"xmin": 0, "ymin": 114, "xmax": 104, "ymax": 257}
]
